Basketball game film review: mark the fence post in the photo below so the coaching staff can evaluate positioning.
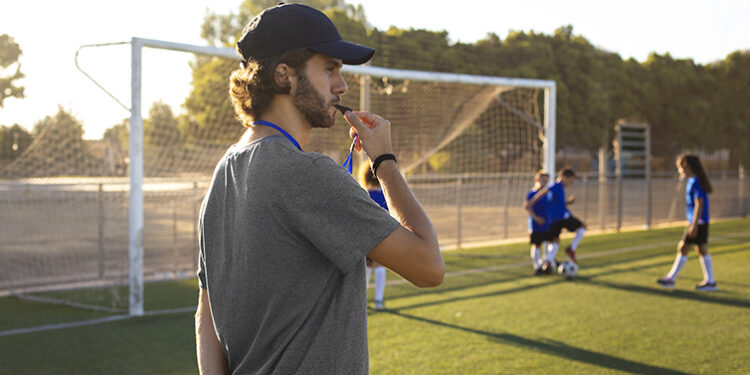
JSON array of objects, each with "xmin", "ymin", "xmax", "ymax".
[
  {"xmin": 503, "ymin": 176, "xmax": 512, "ymax": 239},
  {"xmin": 740, "ymin": 164, "xmax": 746, "ymax": 218},
  {"xmin": 172, "ymin": 198, "xmax": 178, "ymax": 271},
  {"xmin": 193, "ymin": 181, "xmax": 199, "ymax": 272},
  {"xmin": 598, "ymin": 147, "xmax": 607, "ymax": 230},
  {"xmin": 582, "ymin": 174, "xmax": 588, "ymax": 223},
  {"xmin": 456, "ymin": 176, "xmax": 463, "ymax": 249},
  {"xmin": 616, "ymin": 169, "xmax": 623, "ymax": 232},
  {"xmin": 357, "ymin": 70, "xmax": 371, "ymax": 168},
  {"xmin": 98, "ymin": 183, "xmax": 105, "ymax": 278},
  {"xmin": 645, "ymin": 127, "xmax": 652, "ymax": 229}
]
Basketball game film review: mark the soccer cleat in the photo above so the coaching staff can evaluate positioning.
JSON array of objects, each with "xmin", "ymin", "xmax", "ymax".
[
  {"xmin": 565, "ymin": 246, "xmax": 577, "ymax": 263},
  {"xmin": 695, "ymin": 281, "xmax": 718, "ymax": 292},
  {"xmin": 374, "ymin": 300, "xmax": 386, "ymax": 310},
  {"xmin": 534, "ymin": 268, "xmax": 544, "ymax": 276},
  {"xmin": 540, "ymin": 261, "xmax": 553, "ymax": 274},
  {"xmin": 657, "ymin": 277, "xmax": 675, "ymax": 288}
]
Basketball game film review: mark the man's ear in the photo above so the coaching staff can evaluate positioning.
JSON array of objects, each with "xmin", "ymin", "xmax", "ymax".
[{"xmin": 274, "ymin": 63, "xmax": 295, "ymax": 89}]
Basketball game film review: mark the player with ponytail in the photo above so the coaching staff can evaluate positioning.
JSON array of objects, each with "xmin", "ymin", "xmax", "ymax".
[{"xmin": 658, "ymin": 154, "xmax": 717, "ymax": 291}]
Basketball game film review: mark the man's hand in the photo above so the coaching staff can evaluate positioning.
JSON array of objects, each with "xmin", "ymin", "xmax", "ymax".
[
  {"xmin": 345, "ymin": 111, "xmax": 393, "ymax": 161},
  {"xmin": 567, "ymin": 194, "xmax": 576, "ymax": 204}
]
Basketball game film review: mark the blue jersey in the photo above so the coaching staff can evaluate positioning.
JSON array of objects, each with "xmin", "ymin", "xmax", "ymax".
[
  {"xmin": 685, "ymin": 177, "xmax": 709, "ymax": 224},
  {"xmin": 369, "ymin": 188, "xmax": 389, "ymax": 211},
  {"xmin": 527, "ymin": 189, "xmax": 549, "ymax": 233},
  {"xmin": 547, "ymin": 182, "xmax": 570, "ymax": 223}
]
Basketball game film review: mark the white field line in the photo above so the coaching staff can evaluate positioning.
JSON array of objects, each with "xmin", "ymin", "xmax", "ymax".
[
  {"xmin": 1, "ymin": 231, "xmax": 747, "ymax": 337},
  {"xmin": 0, "ymin": 306, "xmax": 196, "ymax": 337},
  {"xmin": 13, "ymin": 294, "xmax": 126, "ymax": 314}
]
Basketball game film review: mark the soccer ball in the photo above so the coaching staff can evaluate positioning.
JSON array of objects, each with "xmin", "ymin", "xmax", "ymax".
[{"xmin": 557, "ymin": 261, "xmax": 578, "ymax": 278}]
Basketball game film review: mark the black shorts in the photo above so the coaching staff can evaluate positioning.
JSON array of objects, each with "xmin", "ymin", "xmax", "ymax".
[
  {"xmin": 682, "ymin": 223, "xmax": 709, "ymax": 245},
  {"xmin": 529, "ymin": 231, "xmax": 553, "ymax": 245},
  {"xmin": 549, "ymin": 216, "xmax": 584, "ymax": 238}
]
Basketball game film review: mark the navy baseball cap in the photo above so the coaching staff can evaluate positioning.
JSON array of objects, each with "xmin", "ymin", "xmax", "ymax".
[{"xmin": 237, "ymin": 3, "xmax": 375, "ymax": 65}]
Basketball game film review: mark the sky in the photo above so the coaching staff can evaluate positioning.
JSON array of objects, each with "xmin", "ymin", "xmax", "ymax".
[{"xmin": 1, "ymin": 0, "xmax": 749, "ymax": 139}]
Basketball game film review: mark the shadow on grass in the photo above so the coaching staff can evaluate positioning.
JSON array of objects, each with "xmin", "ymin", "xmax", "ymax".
[
  {"xmin": 380, "ymin": 247, "xmax": 696, "ymax": 309},
  {"xmin": 388, "ymin": 278, "xmax": 560, "ymax": 312},
  {"xmin": 451, "ymin": 253, "xmax": 526, "ymax": 260},
  {"xmin": 577, "ymin": 277, "xmax": 750, "ymax": 309},
  {"xmin": 577, "ymin": 245, "xmax": 750, "ymax": 308},
  {"xmin": 583, "ymin": 242, "xmax": 750, "ymax": 280},
  {"xmin": 380, "ymin": 243, "xmax": 750, "ymax": 313},
  {"xmin": 385, "ymin": 310, "xmax": 692, "ymax": 375},
  {"xmin": 380, "ymin": 268, "xmax": 546, "ymax": 304}
]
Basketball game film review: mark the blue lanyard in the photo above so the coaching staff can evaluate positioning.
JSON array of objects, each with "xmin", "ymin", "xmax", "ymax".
[
  {"xmin": 252, "ymin": 120, "xmax": 302, "ymax": 151},
  {"xmin": 342, "ymin": 134, "xmax": 358, "ymax": 174},
  {"xmin": 253, "ymin": 120, "xmax": 358, "ymax": 174}
]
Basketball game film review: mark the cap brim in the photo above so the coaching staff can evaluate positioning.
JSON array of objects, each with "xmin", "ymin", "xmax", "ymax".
[{"xmin": 309, "ymin": 40, "xmax": 375, "ymax": 65}]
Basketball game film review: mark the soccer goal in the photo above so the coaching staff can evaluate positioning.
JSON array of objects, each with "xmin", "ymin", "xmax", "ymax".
[{"xmin": 0, "ymin": 37, "xmax": 555, "ymax": 321}]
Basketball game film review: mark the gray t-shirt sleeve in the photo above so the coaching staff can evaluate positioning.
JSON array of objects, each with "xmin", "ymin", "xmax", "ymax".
[{"xmin": 284, "ymin": 155, "xmax": 401, "ymax": 273}]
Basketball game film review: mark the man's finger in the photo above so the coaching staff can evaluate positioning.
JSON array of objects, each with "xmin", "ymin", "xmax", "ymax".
[
  {"xmin": 344, "ymin": 111, "xmax": 368, "ymax": 132},
  {"xmin": 351, "ymin": 111, "xmax": 380, "ymax": 129}
]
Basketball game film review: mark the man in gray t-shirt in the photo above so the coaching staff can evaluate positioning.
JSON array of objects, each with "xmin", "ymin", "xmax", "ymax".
[
  {"xmin": 199, "ymin": 136, "xmax": 399, "ymax": 373},
  {"xmin": 196, "ymin": 4, "xmax": 444, "ymax": 374}
]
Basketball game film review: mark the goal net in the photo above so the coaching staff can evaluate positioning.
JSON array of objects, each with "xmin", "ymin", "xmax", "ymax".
[{"xmin": 0, "ymin": 37, "xmax": 554, "ymax": 322}]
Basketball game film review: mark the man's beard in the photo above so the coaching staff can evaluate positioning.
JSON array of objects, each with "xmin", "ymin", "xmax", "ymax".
[{"xmin": 293, "ymin": 73, "xmax": 336, "ymax": 128}]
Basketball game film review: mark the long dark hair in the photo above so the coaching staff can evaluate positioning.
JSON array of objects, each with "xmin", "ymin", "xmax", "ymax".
[{"xmin": 678, "ymin": 154, "xmax": 712, "ymax": 194}]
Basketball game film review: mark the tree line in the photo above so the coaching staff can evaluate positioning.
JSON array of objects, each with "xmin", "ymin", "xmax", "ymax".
[
  {"xmin": 1, "ymin": 0, "xmax": 748, "ymax": 176},
  {"xmin": 186, "ymin": 0, "xmax": 750, "ymax": 170}
]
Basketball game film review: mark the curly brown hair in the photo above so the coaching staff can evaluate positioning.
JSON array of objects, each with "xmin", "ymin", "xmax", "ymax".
[{"xmin": 229, "ymin": 47, "xmax": 316, "ymax": 126}]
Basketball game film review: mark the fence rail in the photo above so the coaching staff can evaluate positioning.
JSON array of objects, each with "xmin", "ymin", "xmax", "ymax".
[{"xmin": 1, "ymin": 172, "xmax": 747, "ymax": 293}]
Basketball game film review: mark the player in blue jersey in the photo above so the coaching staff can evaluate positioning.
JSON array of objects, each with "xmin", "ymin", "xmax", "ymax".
[
  {"xmin": 360, "ymin": 162, "xmax": 389, "ymax": 309},
  {"xmin": 528, "ymin": 167, "xmax": 586, "ymax": 267},
  {"xmin": 658, "ymin": 154, "xmax": 717, "ymax": 291},
  {"xmin": 525, "ymin": 171, "xmax": 552, "ymax": 274}
]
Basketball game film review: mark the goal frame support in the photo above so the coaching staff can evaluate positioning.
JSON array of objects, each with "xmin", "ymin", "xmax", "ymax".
[{"xmin": 128, "ymin": 37, "xmax": 556, "ymax": 316}]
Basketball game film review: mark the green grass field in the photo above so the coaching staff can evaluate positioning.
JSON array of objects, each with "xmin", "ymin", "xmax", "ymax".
[{"xmin": 1, "ymin": 219, "xmax": 749, "ymax": 374}]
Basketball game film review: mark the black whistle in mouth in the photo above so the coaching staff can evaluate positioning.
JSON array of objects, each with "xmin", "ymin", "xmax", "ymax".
[{"xmin": 334, "ymin": 104, "xmax": 352, "ymax": 115}]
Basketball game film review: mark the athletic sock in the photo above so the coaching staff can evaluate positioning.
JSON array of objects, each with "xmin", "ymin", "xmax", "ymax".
[
  {"xmin": 666, "ymin": 255, "xmax": 688, "ymax": 280},
  {"xmin": 547, "ymin": 242, "xmax": 559, "ymax": 264},
  {"xmin": 374, "ymin": 266, "xmax": 386, "ymax": 302},
  {"xmin": 530, "ymin": 245, "xmax": 541, "ymax": 270},
  {"xmin": 699, "ymin": 254, "xmax": 715, "ymax": 283},
  {"xmin": 365, "ymin": 266, "xmax": 372, "ymax": 288},
  {"xmin": 570, "ymin": 228, "xmax": 586, "ymax": 250}
]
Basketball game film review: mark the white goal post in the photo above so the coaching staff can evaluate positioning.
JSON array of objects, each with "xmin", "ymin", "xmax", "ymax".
[{"xmin": 127, "ymin": 37, "xmax": 556, "ymax": 316}]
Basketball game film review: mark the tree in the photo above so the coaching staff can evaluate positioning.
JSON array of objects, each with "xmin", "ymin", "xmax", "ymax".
[
  {"xmin": 144, "ymin": 101, "xmax": 179, "ymax": 146},
  {"xmin": 709, "ymin": 51, "xmax": 750, "ymax": 168},
  {"xmin": 0, "ymin": 124, "xmax": 33, "ymax": 160},
  {"xmin": 0, "ymin": 34, "xmax": 25, "ymax": 107},
  {"xmin": 2, "ymin": 107, "xmax": 101, "ymax": 177},
  {"xmin": 182, "ymin": 0, "xmax": 369, "ymax": 145},
  {"xmin": 181, "ymin": 1, "xmax": 748, "ymax": 173},
  {"xmin": 640, "ymin": 53, "xmax": 717, "ymax": 166},
  {"xmin": 102, "ymin": 119, "xmax": 129, "ymax": 152},
  {"xmin": 144, "ymin": 101, "xmax": 181, "ymax": 175},
  {"xmin": 102, "ymin": 119, "xmax": 130, "ymax": 176}
]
